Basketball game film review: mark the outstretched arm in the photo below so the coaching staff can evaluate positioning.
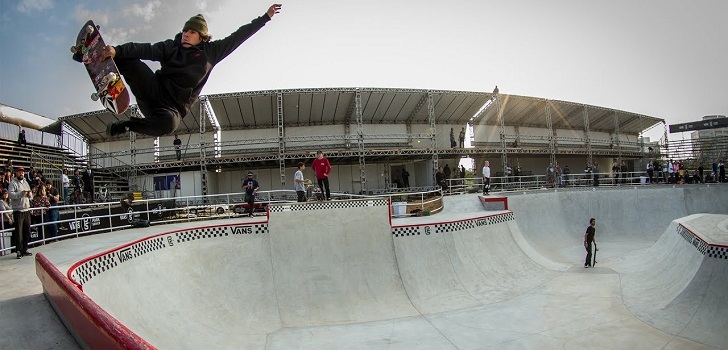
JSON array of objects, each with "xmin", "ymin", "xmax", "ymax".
[{"xmin": 208, "ymin": 4, "xmax": 283, "ymax": 64}]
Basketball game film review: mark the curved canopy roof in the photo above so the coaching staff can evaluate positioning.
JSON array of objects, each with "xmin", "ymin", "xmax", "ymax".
[{"xmin": 58, "ymin": 87, "xmax": 664, "ymax": 143}]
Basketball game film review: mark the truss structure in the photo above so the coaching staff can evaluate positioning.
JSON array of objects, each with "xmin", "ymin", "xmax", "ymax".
[{"xmin": 64, "ymin": 87, "xmax": 668, "ymax": 188}]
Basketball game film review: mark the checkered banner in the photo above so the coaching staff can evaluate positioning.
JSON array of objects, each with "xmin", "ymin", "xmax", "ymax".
[
  {"xmin": 392, "ymin": 212, "xmax": 514, "ymax": 238},
  {"xmin": 269, "ymin": 198, "xmax": 388, "ymax": 212},
  {"xmin": 70, "ymin": 223, "xmax": 268, "ymax": 286},
  {"xmin": 677, "ymin": 224, "xmax": 727, "ymax": 259}
]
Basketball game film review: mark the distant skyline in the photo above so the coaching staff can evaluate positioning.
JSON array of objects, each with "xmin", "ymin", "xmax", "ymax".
[{"xmin": 1, "ymin": 0, "xmax": 727, "ymax": 143}]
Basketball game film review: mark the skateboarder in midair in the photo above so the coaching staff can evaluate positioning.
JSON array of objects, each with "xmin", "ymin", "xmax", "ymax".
[
  {"xmin": 100, "ymin": 4, "xmax": 282, "ymax": 137},
  {"xmin": 584, "ymin": 218, "xmax": 597, "ymax": 268}
]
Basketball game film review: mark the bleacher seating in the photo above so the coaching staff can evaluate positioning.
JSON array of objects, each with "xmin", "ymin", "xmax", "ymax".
[{"xmin": 0, "ymin": 137, "xmax": 130, "ymax": 202}]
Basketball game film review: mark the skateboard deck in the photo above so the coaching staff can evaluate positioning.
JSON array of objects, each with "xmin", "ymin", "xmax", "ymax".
[
  {"xmin": 71, "ymin": 20, "xmax": 129, "ymax": 115},
  {"xmin": 593, "ymin": 242, "xmax": 598, "ymax": 266}
]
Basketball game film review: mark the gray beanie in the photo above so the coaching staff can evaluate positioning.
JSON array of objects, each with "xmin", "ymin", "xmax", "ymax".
[{"xmin": 183, "ymin": 14, "xmax": 208, "ymax": 38}]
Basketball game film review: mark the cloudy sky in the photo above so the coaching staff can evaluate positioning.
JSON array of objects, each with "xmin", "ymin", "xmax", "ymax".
[{"xmin": 1, "ymin": 0, "xmax": 726, "ymax": 141}]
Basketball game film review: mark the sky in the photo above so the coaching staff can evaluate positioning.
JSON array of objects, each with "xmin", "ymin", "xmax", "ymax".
[{"xmin": 1, "ymin": 0, "xmax": 727, "ymax": 142}]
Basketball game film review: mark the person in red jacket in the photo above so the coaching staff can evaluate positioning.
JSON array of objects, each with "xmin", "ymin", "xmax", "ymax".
[{"xmin": 311, "ymin": 151, "xmax": 331, "ymax": 200}]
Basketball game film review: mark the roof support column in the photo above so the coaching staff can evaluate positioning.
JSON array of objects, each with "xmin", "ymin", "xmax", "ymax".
[
  {"xmin": 495, "ymin": 92, "xmax": 508, "ymax": 174},
  {"xmin": 545, "ymin": 101, "xmax": 556, "ymax": 165},
  {"xmin": 153, "ymin": 137, "xmax": 160, "ymax": 163},
  {"xmin": 406, "ymin": 93, "xmax": 428, "ymax": 147},
  {"xmin": 613, "ymin": 112, "xmax": 622, "ymax": 164},
  {"xmin": 406, "ymin": 123, "xmax": 412, "ymax": 146},
  {"xmin": 344, "ymin": 94, "xmax": 356, "ymax": 150},
  {"xmin": 583, "ymin": 105, "xmax": 592, "ymax": 166},
  {"xmin": 199, "ymin": 96, "xmax": 209, "ymax": 199},
  {"xmin": 384, "ymin": 163, "xmax": 391, "ymax": 190},
  {"xmin": 428, "ymin": 91, "xmax": 438, "ymax": 183},
  {"xmin": 662, "ymin": 123, "xmax": 669, "ymax": 157},
  {"xmin": 277, "ymin": 92, "xmax": 286, "ymax": 187},
  {"xmin": 356, "ymin": 89, "xmax": 366, "ymax": 193},
  {"xmin": 129, "ymin": 105, "xmax": 141, "ymax": 174}
]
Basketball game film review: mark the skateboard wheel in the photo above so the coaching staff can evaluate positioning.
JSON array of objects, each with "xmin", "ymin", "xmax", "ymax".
[
  {"xmin": 91, "ymin": 92, "xmax": 99, "ymax": 101},
  {"xmin": 70, "ymin": 46, "xmax": 78, "ymax": 54},
  {"xmin": 85, "ymin": 25, "xmax": 94, "ymax": 34}
]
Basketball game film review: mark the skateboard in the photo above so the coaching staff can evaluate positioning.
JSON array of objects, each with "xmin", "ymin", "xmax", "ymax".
[
  {"xmin": 592, "ymin": 242, "xmax": 598, "ymax": 266},
  {"xmin": 71, "ymin": 20, "xmax": 130, "ymax": 115}
]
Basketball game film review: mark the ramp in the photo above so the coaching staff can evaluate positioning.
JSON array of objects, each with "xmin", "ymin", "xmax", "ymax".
[
  {"xmin": 615, "ymin": 214, "xmax": 728, "ymax": 349},
  {"xmin": 57, "ymin": 186, "xmax": 728, "ymax": 349},
  {"xmin": 267, "ymin": 199, "xmax": 418, "ymax": 326},
  {"xmin": 507, "ymin": 186, "xmax": 728, "ymax": 265},
  {"xmin": 393, "ymin": 212, "xmax": 559, "ymax": 314}
]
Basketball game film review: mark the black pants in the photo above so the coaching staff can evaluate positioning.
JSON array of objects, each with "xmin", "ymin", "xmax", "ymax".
[
  {"xmin": 296, "ymin": 191, "xmax": 307, "ymax": 202},
  {"xmin": 483, "ymin": 177, "xmax": 490, "ymax": 194},
  {"xmin": 84, "ymin": 187, "xmax": 94, "ymax": 203},
  {"xmin": 115, "ymin": 58, "xmax": 181, "ymax": 136},
  {"xmin": 13, "ymin": 211, "xmax": 31, "ymax": 254},
  {"xmin": 402, "ymin": 177, "xmax": 410, "ymax": 188},
  {"xmin": 175, "ymin": 149, "xmax": 182, "ymax": 160},
  {"xmin": 585, "ymin": 241, "xmax": 594, "ymax": 266},
  {"xmin": 31, "ymin": 214, "xmax": 45, "ymax": 241},
  {"xmin": 593, "ymin": 174, "xmax": 599, "ymax": 186},
  {"xmin": 245, "ymin": 193, "xmax": 255, "ymax": 216},
  {"xmin": 317, "ymin": 178, "xmax": 331, "ymax": 200},
  {"xmin": 5, "ymin": 220, "xmax": 14, "ymax": 253}
]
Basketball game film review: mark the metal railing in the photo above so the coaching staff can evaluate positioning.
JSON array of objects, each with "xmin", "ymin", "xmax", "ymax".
[
  {"xmin": 442, "ymin": 170, "xmax": 701, "ymax": 195},
  {"xmin": 0, "ymin": 188, "xmax": 444, "ymax": 255}
]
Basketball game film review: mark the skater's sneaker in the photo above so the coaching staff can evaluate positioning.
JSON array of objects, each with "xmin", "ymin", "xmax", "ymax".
[
  {"xmin": 22, "ymin": 251, "xmax": 32, "ymax": 257},
  {"xmin": 107, "ymin": 121, "xmax": 128, "ymax": 136},
  {"xmin": 16, "ymin": 252, "xmax": 21, "ymax": 259}
]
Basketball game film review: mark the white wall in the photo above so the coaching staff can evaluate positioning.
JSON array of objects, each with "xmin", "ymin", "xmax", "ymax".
[
  {"xmin": 286, "ymin": 125, "xmax": 343, "ymax": 150},
  {"xmin": 472, "ymin": 124, "xmax": 501, "ymax": 144},
  {"xmin": 218, "ymin": 129, "xmax": 276, "ymax": 153},
  {"xmin": 362, "ymin": 124, "xmax": 408, "ymax": 145}
]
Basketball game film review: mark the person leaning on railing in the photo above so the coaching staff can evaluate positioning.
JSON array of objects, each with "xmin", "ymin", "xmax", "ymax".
[
  {"xmin": 30, "ymin": 185, "xmax": 50, "ymax": 241},
  {"xmin": 1, "ymin": 189, "xmax": 13, "ymax": 250}
]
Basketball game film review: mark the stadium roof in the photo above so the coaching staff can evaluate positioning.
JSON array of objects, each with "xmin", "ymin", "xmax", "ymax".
[
  {"xmin": 0, "ymin": 104, "xmax": 56, "ymax": 130},
  {"xmin": 58, "ymin": 87, "xmax": 664, "ymax": 143}
]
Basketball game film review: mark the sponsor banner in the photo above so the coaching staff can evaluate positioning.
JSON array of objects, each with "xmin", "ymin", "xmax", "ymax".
[
  {"xmin": 56, "ymin": 200, "xmax": 176, "ymax": 237},
  {"xmin": 669, "ymin": 117, "xmax": 728, "ymax": 133}
]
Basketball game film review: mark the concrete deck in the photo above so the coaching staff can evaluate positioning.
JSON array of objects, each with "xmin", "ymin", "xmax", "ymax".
[{"xmin": 1, "ymin": 184, "xmax": 727, "ymax": 349}]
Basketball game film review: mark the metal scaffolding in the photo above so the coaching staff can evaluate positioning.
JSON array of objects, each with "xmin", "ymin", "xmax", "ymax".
[
  {"xmin": 355, "ymin": 89, "xmax": 366, "ymax": 193},
  {"xmin": 495, "ymin": 93, "xmax": 508, "ymax": 173},
  {"xmin": 614, "ymin": 112, "xmax": 622, "ymax": 163},
  {"xmin": 545, "ymin": 101, "xmax": 556, "ymax": 165},
  {"xmin": 72, "ymin": 88, "xmax": 667, "ymax": 195},
  {"xmin": 428, "ymin": 91, "xmax": 437, "ymax": 182},
  {"xmin": 583, "ymin": 105, "xmax": 592, "ymax": 165},
  {"xmin": 199, "ymin": 97, "xmax": 209, "ymax": 198},
  {"xmin": 277, "ymin": 92, "xmax": 286, "ymax": 187}
]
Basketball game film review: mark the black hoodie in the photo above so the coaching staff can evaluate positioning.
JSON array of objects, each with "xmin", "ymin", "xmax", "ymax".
[{"xmin": 113, "ymin": 14, "xmax": 270, "ymax": 116}]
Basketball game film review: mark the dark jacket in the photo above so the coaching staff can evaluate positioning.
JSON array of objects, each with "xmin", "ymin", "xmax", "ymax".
[
  {"xmin": 113, "ymin": 14, "xmax": 270, "ymax": 116},
  {"xmin": 82, "ymin": 170, "xmax": 93, "ymax": 191},
  {"xmin": 243, "ymin": 178, "xmax": 259, "ymax": 196}
]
